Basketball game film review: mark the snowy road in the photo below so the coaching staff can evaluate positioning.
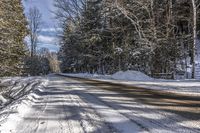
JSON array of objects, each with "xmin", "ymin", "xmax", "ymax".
[{"xmin": 0, "ymin": 75, "xmax": 200, "ymax": 133}]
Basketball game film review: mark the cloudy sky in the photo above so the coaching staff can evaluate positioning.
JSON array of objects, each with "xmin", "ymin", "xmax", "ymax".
[{"xmin": 23, "ymin": 0, "xmax": 60, "ymax": 52}]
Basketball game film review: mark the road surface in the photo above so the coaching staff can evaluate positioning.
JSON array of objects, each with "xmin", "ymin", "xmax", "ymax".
[{"xmin": 0, "ymin": 75, "xmax": 200, "ymax": 133}]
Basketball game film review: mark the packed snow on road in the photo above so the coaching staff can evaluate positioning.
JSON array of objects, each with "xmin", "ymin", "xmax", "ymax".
[{"xmin": 0, "ymin": 74, "xmax": 200, "ymax": 133}]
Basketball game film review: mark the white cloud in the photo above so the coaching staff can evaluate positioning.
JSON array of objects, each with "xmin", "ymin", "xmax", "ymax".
[
  {"xmin": 24, "ymin": 35, "xmax": 60, "ymax": 52},
  {"xmin": 38, "ymin": 43, "xmax": 60, "ymax": 52},
  {"xmin": 41, "ymin": 28, "xmax": 62, "ymax": 32},
  {"xmin": 38, "ymin": 35, "xmax": 57, "ymax": 44}
]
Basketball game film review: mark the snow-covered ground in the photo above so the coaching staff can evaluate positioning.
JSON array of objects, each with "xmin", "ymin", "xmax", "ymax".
[
  {"xmin": 0, "ymin": 77, "xmax": 48, "ymax": 132},
  {"xmin": 61, "ymin": 71, "xmax": 200, "ymax": 96},
  {"xmin": 0, "ymin": 75, "xmax": 199, "ymax": 133},
  {"xmin": 0, "ymin": 77, "xmax": 48, "ymax": 109}
]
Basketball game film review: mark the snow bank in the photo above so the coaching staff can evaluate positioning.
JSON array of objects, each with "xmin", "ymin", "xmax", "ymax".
[
  {"xmin": 0, "ymin": 77, "xmax": 47, "ymax": 109},
  {"xmin": 111, "ymin": 70, "xmax": 153, "ymax": 81},
  {"xmin": 62, "ymin": 73, "xmax": 111, "ymax": 79},
  {"xmin": 61, "ymin": 70, "xmax": 153, "ymax": 81},
  {"xmin": 0, "ymin": 77, "xmax": 49, "ymax": 131}
]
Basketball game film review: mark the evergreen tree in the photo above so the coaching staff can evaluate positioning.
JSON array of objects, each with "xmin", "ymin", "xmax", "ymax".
[
  {"xmin": 80, "ymin": 0, "xmax": 104, "ymax": 73},
  {"xmin": 0, "ymin": 0, "xmax": 28, "ymax": 76}
]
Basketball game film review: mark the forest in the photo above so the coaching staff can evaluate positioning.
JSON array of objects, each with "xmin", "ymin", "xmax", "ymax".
[
  {"xmin": 56, "ymin": 0, "xmax": 200, "ymax": 79},
  {"xmin": 1, "ymin": 0, "xmax": 200, "ymax": 79}
]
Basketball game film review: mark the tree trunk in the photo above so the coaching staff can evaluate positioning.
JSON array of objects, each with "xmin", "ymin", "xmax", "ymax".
[{"xmin": 191, "ymin": 0, "xmax": 197, "ymax": 79}]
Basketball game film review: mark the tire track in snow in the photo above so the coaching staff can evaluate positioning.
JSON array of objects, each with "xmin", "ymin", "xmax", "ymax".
[
  {"xmin": 64, "ymin": 79, "xmax": 147, "ymax": 133},
  {"xmin": 66, "ymin": 78, "xmax": 200, "ymax": 133},
  {"xmin": 56, "ymin": 93, "xmax": 82, "ymax": 133},
  {"xmin": 68, "ymin": 90, "xmax": 118, "ymax": 133},
  {"xmin": 97, "ymin": 95, "xmax": 199, "ymax": 133},
  {"xmin": 3, "ymin": 76, "xmax": 198, "ymax": 133},
  {"xmin": 74, "ymin": 88, "xmax": 148, "ymax": 133},
  {"xmin": 89, "ymin": 90, "xmax": 200, "ymax": 133}
]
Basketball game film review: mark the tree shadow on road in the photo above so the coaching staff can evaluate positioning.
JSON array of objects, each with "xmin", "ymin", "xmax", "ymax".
[{"xmin": 22, "ymin": 78, "xmax": 200, "ymax": 132}]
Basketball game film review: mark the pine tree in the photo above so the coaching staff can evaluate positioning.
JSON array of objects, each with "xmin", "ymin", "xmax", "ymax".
[
  {"xmin": 80, "ymin": 0, "xmax": 104, "ymax": 73},
  {"xmin": 0, "ymin": 0, "xmax": 28, "ymax": 76}
]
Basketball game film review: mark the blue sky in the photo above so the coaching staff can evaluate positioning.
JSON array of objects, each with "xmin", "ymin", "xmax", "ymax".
[{"xmin": 23, "ymin": 0, "xmax": 60, "ymax": 52}]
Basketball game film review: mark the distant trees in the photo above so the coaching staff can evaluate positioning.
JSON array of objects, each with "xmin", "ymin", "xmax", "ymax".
[
  {"xmin": 48, "ymin": 52, "xmax": 60, "ymax": 73},
  {"xmin": 24, "ymin": 55, "xmax": 50, "ymax": 76},
  {"xmin": 23, "ymin": 7, "xmax": 53, "ymax": 76},
  {"xmin": 24, "ymin": 47, "xmax": 60, "ymax": 76},
  {"xmin": 0, "ymin": 0, "xmax": 28, "ymax": 76},
  {"xmin": 56, "ymin": 0, "xmax": 200, "ymax": 78}
]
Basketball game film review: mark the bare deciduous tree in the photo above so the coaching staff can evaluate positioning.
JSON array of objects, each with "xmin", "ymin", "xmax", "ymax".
[
  {"xmin": 28, "ymin": 7, "xmax": 42, "ymax": 57},
  {"xmin": 54, "ymin": 0, "xmax": 86, "ymax": 27}
]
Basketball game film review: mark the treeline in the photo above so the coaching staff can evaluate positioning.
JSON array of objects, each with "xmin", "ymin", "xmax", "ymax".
[
  {"xmin": 24, "ymin": 48, "xmax": 60, "ymax": 76},
  {"xmin": 56, "ymin": 0, "xmax": 200, "ymax": 78},
  {"xmin": 0, "ymin": 0, "xmax": 28, "ymax": 76}
]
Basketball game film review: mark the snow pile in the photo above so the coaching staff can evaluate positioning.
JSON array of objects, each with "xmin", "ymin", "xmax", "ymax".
[
  {"xmin": 0, "ymin": 77, "xmax": 47, "ymax": 109},
  {"xmin": 111, "ymin": 70, "xmax": 153, "ymax": 81}
]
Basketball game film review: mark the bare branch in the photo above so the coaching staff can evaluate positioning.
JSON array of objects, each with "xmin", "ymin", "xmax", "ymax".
[{"xmin": 28, "ymin": 7, "xmax": 42, "ymax": 57}]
